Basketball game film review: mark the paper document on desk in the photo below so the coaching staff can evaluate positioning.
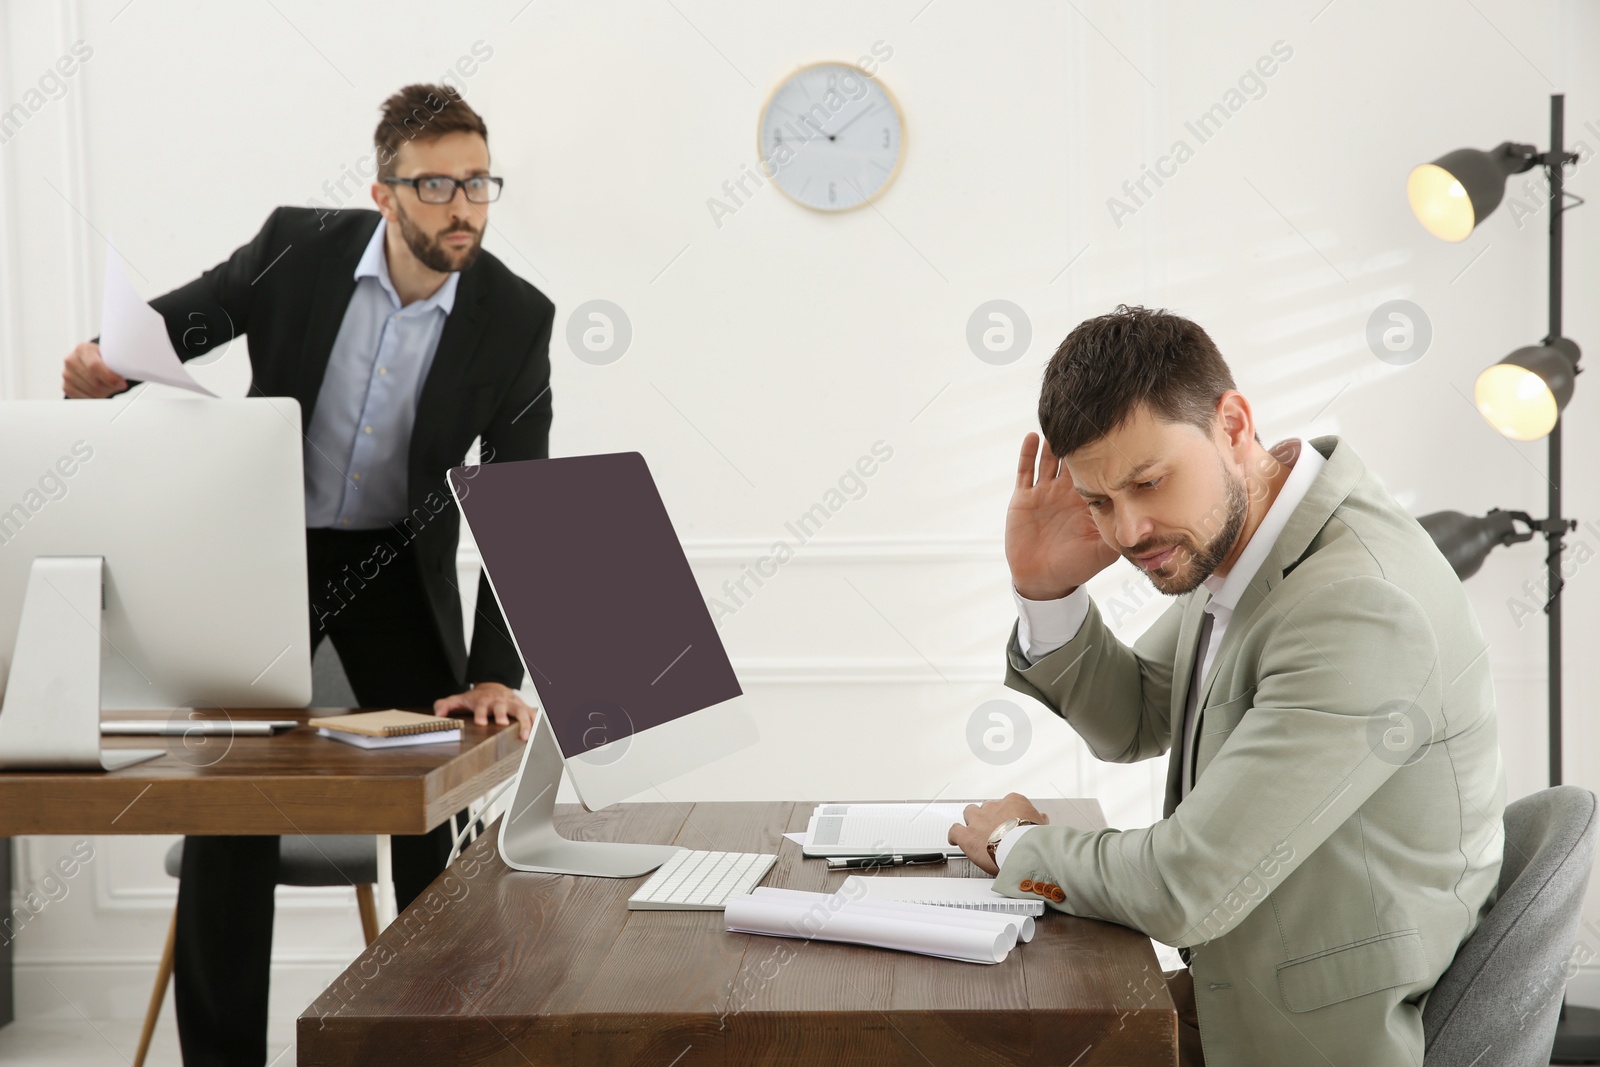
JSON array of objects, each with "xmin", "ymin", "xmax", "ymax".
[
  {"xmin": 725, "ymin": 886, "xmax": 1027, "ymax": 964},
  {"xmin": 801, "ymin": 802, "xmax": 972, "ymax": 857},
  {"xmin": 98, "ymin": 247, "xmax": 218, "ymax": 397},
  {"xmin": 844, "ymin": 876, "xmax": 1045, "ymax": 918}
]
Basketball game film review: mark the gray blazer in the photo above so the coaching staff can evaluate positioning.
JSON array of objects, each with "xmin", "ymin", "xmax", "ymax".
[{"xmin": 997, "ymin": 434, "xmax": 1507, "ymax": 1067}]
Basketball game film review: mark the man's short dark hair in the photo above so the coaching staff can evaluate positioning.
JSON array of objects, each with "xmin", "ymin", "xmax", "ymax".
[
  {"xmin": 374, "ymin": 83, "xmax": 489, "ymax": 180},
  {"xmin": 1037, "ymin": 304, "xmax": 1256, "ymax": 457}
]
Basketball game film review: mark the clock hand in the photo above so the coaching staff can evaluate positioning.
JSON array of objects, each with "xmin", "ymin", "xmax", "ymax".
[
  {"xmin": 793, "ymin": 117, "xmax": 832, "ymax": 143},
  {"xmin": 821, "ymin": 101, "xmax": 881, "ymax": 141}
]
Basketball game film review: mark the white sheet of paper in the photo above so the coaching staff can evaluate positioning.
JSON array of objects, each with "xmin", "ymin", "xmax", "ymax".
[
  {"xmin": 782, "ymin": 832, "xmax": 806, "ymax": 846},
  {"xmin": 98, "ymin": 248, "xmax": 217, "ymax": 397}
]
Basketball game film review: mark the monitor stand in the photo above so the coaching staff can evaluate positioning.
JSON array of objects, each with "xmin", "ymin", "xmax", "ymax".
[
  {"xmin": 0, "ymin": 557, "xmax": 162, "ymax": 771},
  {"xmin": 496, "ymin": 709, "xmax": 680, "ymax": 877}
]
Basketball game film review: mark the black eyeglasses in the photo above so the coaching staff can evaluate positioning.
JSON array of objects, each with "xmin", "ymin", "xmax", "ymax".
[{"xmin": 382, "ymin": 174, "xmax": 504, "ymax": 204}]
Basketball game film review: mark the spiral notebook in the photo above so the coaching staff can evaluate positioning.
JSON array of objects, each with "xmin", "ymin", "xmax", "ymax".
[
  {"xmin": 308, "ymin": 710, "xmax": 462, "ymax": 748},
  {"xmin": 843, "ymin": 876, "xmax": 1046, "ymax": 916}
]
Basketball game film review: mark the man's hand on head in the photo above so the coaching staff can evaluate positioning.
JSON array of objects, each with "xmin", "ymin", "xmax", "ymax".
[
  {"xmin": 948, "ymin": 792, "xmax": 1050, "ymax": 876},
  {"xmin": 1006, "ymin": 431, "xmax": 1120, "ymax": 601},
  {"xmin": 434, "ymin": 681, "xmax": 537, "ymax": 741}
]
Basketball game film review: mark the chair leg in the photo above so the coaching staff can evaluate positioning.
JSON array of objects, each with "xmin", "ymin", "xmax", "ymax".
[
  {"xmin": 133, "ymin": 909, "xmax": 177, "ymax": 1067},
  {"xmin": 355, "ymin": 883, "xmax": 379, "ymax": 946},
  {"xmin": 374, "ymin": 834, "xmax": 397, "ymax": 929}
]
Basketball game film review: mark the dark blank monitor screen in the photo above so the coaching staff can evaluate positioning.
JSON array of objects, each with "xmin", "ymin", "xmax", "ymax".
[{"xmin": 449, "ymin": 452, "xmax": 741, "ymax": 760}]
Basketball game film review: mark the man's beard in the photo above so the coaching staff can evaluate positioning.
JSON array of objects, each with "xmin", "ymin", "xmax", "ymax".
[
  {"xmin": 1135, "ymin": 459, "xmax": 1250, "ymax": 596},
  {"xmin": 394, "ymin": 202, "xmax": 483, "ymax": 273}
]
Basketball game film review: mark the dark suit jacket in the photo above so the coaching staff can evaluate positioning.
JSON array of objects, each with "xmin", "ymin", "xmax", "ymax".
[{"xmin": 129, "ymin": 206, "xmax": 553, "ymax": 691}]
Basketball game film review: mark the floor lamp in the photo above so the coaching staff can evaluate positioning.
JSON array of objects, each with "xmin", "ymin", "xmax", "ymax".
[{"xmin": 1409, "ymin": 94, "xmax": 1593, "ymax": 1060}]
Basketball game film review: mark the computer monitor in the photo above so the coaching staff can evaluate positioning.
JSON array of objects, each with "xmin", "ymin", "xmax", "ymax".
[
  {"xmin": 0, "ymin": 397, "xmax": 313, "ymax": 770},
  {"xmin": 449, "ymin": 451, "xmax": 759, "ymax": 877}
]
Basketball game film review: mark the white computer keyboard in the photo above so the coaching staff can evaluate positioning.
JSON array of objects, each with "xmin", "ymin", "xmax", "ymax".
[{"xmin": 627, "ymin": 849, "xmax": 778, "ymax": 911}]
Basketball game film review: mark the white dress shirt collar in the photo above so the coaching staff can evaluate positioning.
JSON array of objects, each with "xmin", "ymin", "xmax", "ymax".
[{"xmin": 1201, "ymin": 438, "xmax": 1326, "ymax": 613}]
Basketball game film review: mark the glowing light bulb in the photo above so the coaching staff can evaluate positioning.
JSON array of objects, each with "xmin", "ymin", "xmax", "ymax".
[{"xmin": 1407, "ymin": 164, "xmax": 1475, "ymax": 242}]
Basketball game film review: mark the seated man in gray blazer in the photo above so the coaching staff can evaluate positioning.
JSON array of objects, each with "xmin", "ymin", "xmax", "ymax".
[{"xmin": 948, "ymin": 304, "xmax": 1506, "ymax": 1067}]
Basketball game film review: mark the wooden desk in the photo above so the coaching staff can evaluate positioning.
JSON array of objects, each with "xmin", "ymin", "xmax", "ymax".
[
  {"xmin": 0, "ymin": 708, "xmax": 522, "ymax": 837},
  {"xmin": 298, "ymin": 799, "xmax": 1178, "ymax": 1067},
  {"xmin": 0, "ymin": 707, "xmax": 522, "ymax": 1028}
]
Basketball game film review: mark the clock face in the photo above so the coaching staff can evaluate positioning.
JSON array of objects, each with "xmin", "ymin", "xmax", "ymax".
[{"xmin": 757, "ymin": 63, "xmax": 904, "ymax": 212}]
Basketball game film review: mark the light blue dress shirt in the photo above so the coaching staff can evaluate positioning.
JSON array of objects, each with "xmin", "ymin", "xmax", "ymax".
[{"xmin": 303, "ymin": 218, "xmax": 460, "ymax": 529}]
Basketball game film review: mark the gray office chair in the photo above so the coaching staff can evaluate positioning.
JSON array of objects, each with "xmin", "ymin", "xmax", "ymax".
[
  {"xmin": 132, "ymin": 836, "xmax": 380, "ymax": 1067},
  {"xmin": 132, "ymin": 646, "xmax": 381, "ymax": 1067},
  {"xmin": 1421, "ymin": 784, "xmax": 1598, "ymax": 1066}
]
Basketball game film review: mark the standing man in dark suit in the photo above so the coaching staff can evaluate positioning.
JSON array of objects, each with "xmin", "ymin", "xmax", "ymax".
[{"xmin": 61, "ymin": 83, "xmax": 553, "ymax": 1066}]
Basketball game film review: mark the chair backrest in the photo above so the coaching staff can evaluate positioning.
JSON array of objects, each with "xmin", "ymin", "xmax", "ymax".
[{"xmin": 1422, "ymin": 784, "xmax": 1599, "ymax": 1066}]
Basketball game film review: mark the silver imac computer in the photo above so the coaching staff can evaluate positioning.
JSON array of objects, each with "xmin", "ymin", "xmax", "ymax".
[
  {"xmin": 0, "ymin": 396, "xmax": 313, "ymax": 770},
  {"xmin": 449, "ymin": 451, "xmax": 759, "ymax": 877}
]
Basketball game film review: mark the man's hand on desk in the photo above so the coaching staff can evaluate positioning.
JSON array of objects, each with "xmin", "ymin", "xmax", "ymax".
[
  {"xmin": 434, "ymin": 682, "xmax": 538, "ymax": 741},
  {"xmin": 948, "ymin": 792, "xmax": 1051, "ymax": 876}
]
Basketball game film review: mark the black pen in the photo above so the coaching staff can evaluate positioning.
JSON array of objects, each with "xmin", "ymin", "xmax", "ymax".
[{"xmin": 826, "ymin": 853, "xmax": 948, "ymax": 870}]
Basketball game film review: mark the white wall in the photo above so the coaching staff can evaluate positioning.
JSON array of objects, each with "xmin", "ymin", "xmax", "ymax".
[{"xmin": 3, "ymin": 0, "xmax": 1600, "ymax": 1045}]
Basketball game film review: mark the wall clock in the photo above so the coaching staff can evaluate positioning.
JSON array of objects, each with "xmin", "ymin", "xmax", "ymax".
[{"xmin": 756, "ymin": 62, "xmax": 904, "ymax": 212}]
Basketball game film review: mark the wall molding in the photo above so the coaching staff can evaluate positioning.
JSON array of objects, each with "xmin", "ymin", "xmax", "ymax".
[
  {"xmin": 15, "ymin": 949, "xmax": 359, "ymax": 968},
  {"xmin": 0, "ymin": 8, "xmax": 20, "ymax": 400},
  {"xmin": 57, "ymin": 0, "xmax": 93, "ymax": 359},
  {"xmin": 683, "ymin": 536, "xmax": 1004, "ymax": 563},
  {"xmin": 457, "ymin": 536, "xmax": 1005, "ymax": 569},
  {"xmin": 95, "ymin": 881, "xmax": 365, "ymax": 913},
  {"xmin": 728, "ymin": 656, "xmax": 1001, "ymax": 684}
]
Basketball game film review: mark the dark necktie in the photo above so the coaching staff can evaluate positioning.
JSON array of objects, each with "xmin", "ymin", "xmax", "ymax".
[{"xmin": 1178, "ymin": 610, "xmax": 1216, "ymax": 801}]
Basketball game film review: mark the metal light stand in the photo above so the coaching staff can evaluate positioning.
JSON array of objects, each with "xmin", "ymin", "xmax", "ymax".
[{"xmin": 1526, "ymin": 92, "xmax": 1595, "ymax": 1065}]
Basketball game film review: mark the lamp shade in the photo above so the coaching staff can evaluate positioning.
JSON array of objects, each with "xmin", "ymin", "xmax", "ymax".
[
  {"xmin": 1407, "ymin": 142, "xmax": 1528, "ymax": 242},
  {"xmin": 1474, "ymin": 337, "xmax": 1580, "ymax": 441},
  {"xmin": 1417, "ymin": 509, "xmax": 1521, "ymax": 580}
]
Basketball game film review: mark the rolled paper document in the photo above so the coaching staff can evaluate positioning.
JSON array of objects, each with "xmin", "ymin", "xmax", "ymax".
[
  {"xmin": 755, "ymin": 887, "xmax": 1032, "ymax": 945},
  {"xmin": 725, "ymin": 887, "xmax": 1018, "ymax": 964}
]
